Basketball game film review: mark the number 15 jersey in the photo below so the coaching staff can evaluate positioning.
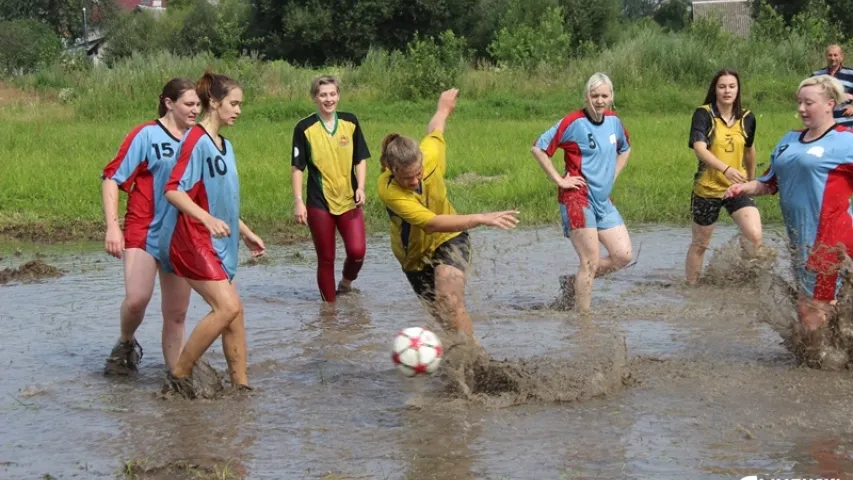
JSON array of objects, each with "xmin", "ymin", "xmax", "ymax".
[
  {"xmin": 101, "ymin": 120, "xmax": 182, "ymax": 257},
  {"xmin": 159, "ymin": 125, "xmax": 241, "ymax": 281}
]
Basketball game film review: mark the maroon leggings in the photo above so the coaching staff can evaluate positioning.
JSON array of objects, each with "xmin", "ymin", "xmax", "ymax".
[{"xmin": 307, "ymin": 206, "xmax": 366, "ymax": 302}]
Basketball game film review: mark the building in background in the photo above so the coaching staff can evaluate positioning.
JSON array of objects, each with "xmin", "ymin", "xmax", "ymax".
[{"xmin": 692, "ymin": 0, "xmax": 752, "ymax": 38}]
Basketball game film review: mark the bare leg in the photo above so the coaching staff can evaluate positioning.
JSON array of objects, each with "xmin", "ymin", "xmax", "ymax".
[
  {"xmin": 596, "ymin": 224, "xmax": 633, "ymax": 277},
  {"xmin": 171, "ymin": 279, "xmax": 242, "ymax": 379},
  {"xmin": 686, "ymin": 223, "xmax": 715, "ymax": 285},
  {"xmin": 159, "ymin": 270, "xmax": 191, "ymax": 371},
  {"xmin": 731, "ymin": 206, "xmax": 762, "ymax": 255},
  {"xmin": 119, "ymin": 249, "xmax": 158, "ymax": 341},
  {"xmin": 432, "ymin": 264, "xmax": 473, "ymax": 338},
  {"xmin": 569, "ymin": 228, "xmax": 601, "ymax": 313}
]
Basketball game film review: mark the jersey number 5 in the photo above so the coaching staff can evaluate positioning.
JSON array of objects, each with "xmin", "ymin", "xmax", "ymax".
[
  {"xmin": 587, "ymin": 133, "xmax": 597, "ymax": 149},
  {"xmin": 152, "ymin": 143, "xmax": 174, "ymax": 159},
  {"xmin": 206, "ymin": 156, "xmax": 228, "ymax": 177}
]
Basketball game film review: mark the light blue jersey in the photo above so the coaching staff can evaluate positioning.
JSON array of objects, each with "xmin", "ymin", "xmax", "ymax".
[
  {"xmin": 758, "ymin": 126, "xmax": 853, "ymax": 300},
  {"xmin": 101, "ymin": 120, "xmax": 183, "ymax": 257},
  {"xmin": 159, "ymin": 125, "xmax": 241, "ymax": 281},
  {"xmin": 534, "ymin": 109, "xmax": 631, "ymax": 231}
]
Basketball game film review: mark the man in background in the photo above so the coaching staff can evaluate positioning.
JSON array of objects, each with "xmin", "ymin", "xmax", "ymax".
[{"xmin": 813, "ymin": 44, "xmax": 853, "ymax": 126}]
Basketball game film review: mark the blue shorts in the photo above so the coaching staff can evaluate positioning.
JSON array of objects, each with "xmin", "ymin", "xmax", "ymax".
[{"xmin": 559, "ymin": 199, "xmax": 624, "ymax": 237}]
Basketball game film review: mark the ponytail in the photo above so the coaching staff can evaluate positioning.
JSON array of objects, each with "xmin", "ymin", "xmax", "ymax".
[
  {"xmin": 196, "ymin": 69, "xmax": 239, "ymax": 112},
  {"xmin": 380, "ymin": 133, "xmax": 421, "ymax": 172}
]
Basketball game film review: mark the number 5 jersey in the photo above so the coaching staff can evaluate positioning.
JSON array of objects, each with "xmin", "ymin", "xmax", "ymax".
[{"xmin": 159, "ymin": 124, "xmax": 241, "ymax": 281}]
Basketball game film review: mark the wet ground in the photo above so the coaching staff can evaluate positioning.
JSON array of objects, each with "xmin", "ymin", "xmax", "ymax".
[{"xmin": 2, "ymin": 225, "xmax": 853, "ymax": 479}]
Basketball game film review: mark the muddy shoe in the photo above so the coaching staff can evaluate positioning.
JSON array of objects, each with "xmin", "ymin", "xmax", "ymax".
[
  {"xmin": 336, "ymin": 281, "xmax": 360, "ymax": 296},
  {"xmin": 163, "ymin": 361, "xmax": 225, "ymax": 400},
  {"xmin": 104, "ymin": 339, "xmax": 143, "ymax": 376},
  {"xmin": 164, "ymin": 372, "xmax": 197, "ymax": 399},
  {"xmin": 549, "ymin": 275, "xmax": 576, "ymax": 311}
]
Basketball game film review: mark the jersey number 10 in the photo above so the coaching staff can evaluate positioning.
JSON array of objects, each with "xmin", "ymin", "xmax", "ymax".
[{"xmin": 205, "ymin": 156, "xmax": 228, "ymax": 177}]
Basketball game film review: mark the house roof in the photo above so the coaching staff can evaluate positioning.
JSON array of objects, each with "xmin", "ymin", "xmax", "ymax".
[{"xmin": 116, "ymin": 0, "xmax": 166, "ymax": 11}]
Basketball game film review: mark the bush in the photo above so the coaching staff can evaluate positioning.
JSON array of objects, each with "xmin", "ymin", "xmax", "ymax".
[
  {"xmin": 0, "ymin": 19, "xmax": 61, "ymax": 75},
  {"xmin": 488, "ymin": 6, "xmax": 572, "ymax": 71},
  {"xmin": 390, "ymin": 30, "xmax": 470, "ymax": 100}
]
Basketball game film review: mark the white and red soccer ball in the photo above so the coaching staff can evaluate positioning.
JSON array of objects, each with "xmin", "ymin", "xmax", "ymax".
[{"xmin": 391, "ymin": 327, "xmax": 443, "ymax": 377}]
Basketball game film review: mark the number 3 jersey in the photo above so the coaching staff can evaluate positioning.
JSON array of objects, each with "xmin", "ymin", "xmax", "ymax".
[
  {"xmin": 534, "ymin": 109, "xmax": 631, "ymax": 208},
  {"xmin": 159, "ymin": 125, "xmax": 241, "ymax": 281},
  {"xmin": 688, "ymin": 104, "xmax": 757, "ymax": 199},
  {"xmin": 101, "ymin": 120, "xmax": 182, "ymax": 256}
]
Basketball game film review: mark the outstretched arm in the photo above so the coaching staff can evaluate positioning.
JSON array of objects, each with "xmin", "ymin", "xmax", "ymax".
[
  {"xmin": 423, "ymin": 211, "xmax": 519, "ymax": 233},
  {"xmin": 427, "ymin": 88, "xmax": 459, "ymax": 135}
]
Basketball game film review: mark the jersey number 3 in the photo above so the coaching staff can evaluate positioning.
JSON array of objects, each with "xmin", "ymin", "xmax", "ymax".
[
  {"xmin": 205, "ymin": 156, "xmax": 228, "ymax": 177},
  {"xmin": 724, "ymin": 134, "xmax": 735, "ymax": 153}
]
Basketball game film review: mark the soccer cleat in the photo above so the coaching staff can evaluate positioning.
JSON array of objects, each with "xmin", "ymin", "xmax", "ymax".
[{"xmin": 104, "ymin": 338, "xmax": 143, "ymax": 376}]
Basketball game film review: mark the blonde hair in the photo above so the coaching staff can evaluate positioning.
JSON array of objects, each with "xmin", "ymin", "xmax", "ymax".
[
  {"xmin": 310, "ymin": 75, "xmax": 341, "ymax": 98},
  {"xmin": 798, "ymin": 74, "xmax": 845, "ymax": 105},
  {"xmin": 380, "ymin": 133, "xmax": 422, "ymax": 172},
  {"xmin": 584, "ymin": 72, "xmax": 615, "ymax": 116}
]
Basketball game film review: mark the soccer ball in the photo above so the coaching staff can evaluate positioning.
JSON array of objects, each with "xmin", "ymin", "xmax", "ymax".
[{"xmin": 391, "ymin": 327, "xmax": 443, "ymax": 377}]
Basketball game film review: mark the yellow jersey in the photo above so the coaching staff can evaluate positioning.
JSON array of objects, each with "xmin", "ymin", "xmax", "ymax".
[
  {"xmin": 292, "ymin": 112, "xmax": 370, "ymax": 214},
  {"xmin": 377, "ymin": 131, "xmax": 460, "ymax": 272},
  {"xmin": 688, "ymin": 104, "xmax": 756, "ymax": 198}
]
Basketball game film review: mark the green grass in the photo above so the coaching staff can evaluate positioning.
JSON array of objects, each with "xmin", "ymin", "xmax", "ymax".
[{"xmin": 0, "ymin": 100, "xmax": 802, "ymax": 241}]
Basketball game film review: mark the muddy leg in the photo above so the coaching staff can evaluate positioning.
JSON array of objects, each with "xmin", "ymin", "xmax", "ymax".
[
  {"xmin": 569, "ymin": 228, "xmax": 600, "ymax": 313},
  {"xmin": 596, "ymin": 224, "xmax": 632, "ymax": 277},
  {"xmin": 221, "ymin": 286, "xmax": 248, "ymax": 387},
  {"xmin": 433, "ymin": 264, "xmax": 473, "ymax": 338},
  {"xmin": 172, "ymin": 279, "xmax": 241, "ymax": 378}
]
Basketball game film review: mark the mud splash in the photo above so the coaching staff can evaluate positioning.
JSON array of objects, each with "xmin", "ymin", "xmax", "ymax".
[
  {"xmin": 438, "ymin": 331, "xmax": 630, "ymax": 407},
  {"xmin": 758, "ymin": 261, "xmax": 853, "ymax": 371},
  {"xmin": 703, "ymin": 234, "xmax": 779, "ymax": 286},
  {"xmin": 0, "ymin": 260, "xmax": 63, "ymax": 284}
]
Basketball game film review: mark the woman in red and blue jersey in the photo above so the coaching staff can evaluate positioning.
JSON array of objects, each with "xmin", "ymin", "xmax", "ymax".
[
  {"xmin": 727, "ymin": 74, "xmax": 853, "ymax": 343},
  {"xmin": 531, "ymin": 72, "xmax": 634, "ymax": 313},
  {"xmin": 100, "ymin": 78, "xmax": 200, "ymax": 376},
  {"xmin": 159, "ymin": 71, "xmax": 265, "ymax": 397}
]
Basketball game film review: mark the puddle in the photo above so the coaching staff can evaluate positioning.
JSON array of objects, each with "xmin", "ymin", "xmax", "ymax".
[{"xmin": 2, "ymin": 225, "xmax": 853, "ymax": 479}]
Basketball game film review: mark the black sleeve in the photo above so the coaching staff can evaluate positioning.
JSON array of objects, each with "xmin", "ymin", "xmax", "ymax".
[
  {"xmin": 291, "ymin": 124, "xmax": 308, "ymax": 171},
  {"xmin": 688, "ymin": 108, "xmax": 712, "ymax": 149},
  {"xmin": 743, "ymin": 112, "xmax": 756, "ymax": 148},
  {"xmin": 351, "ymin": 115, "xmax": 370, "ymax": 164}
]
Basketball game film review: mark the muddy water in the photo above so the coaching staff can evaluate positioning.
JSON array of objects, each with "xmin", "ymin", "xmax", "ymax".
[{"xmin": 3, "ymin": 225, "xmax": 853, "ymax": 479}]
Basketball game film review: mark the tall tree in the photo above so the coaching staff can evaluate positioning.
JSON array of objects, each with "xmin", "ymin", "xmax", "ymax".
[{"xmin": 0, "ymin": 0, "xmax": 118, "ymax": 43}]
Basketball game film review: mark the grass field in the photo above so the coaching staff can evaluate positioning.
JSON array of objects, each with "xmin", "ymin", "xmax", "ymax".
[{"xmin": 0, "ymin": 98, "xmax": 803, "ymax": 243}]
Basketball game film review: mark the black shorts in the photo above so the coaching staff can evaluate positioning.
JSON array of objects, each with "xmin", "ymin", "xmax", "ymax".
[
  {"xmin": 690, "ymin": 192, "xmax": 756, "ymax": 226},
  {"xmin": 404, "ymin": 232, "xmax": 472, "ymax": 303}
]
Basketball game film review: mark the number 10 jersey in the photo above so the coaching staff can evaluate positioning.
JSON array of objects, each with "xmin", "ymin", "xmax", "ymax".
[{"xmin": 159, "ymin": 124, "xmax": 241, "ymax": 281}]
